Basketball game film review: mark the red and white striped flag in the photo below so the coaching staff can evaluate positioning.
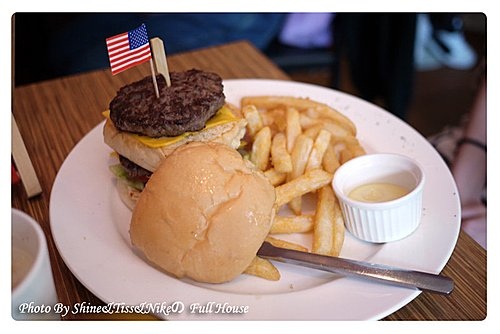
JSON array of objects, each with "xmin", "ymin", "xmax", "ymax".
[{"xmin": 106, "ymin": 23, "xmax": 152, "ymax": 75}]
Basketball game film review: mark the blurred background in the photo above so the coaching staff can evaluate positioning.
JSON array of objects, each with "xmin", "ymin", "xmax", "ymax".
[
  {"xmin": 13, "ymin": 12, "xmax": 485, "ymax": 136},
  {"xmin": 12, "ymin": 12, "xmax": 487, "ymax": 246}
]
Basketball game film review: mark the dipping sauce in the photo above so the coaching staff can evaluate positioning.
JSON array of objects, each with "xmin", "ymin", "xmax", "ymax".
[{"xmin": 348, "ymin": 183, "xmax": 410, "ymax": 203}]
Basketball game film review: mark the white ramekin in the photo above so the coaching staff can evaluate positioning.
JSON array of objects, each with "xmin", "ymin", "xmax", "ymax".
[{"xmin": 332, "ymin": 153, "xmax": 425, "ymax": 243}]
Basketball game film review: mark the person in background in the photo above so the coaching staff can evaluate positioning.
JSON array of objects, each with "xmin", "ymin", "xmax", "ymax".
[
  {"xmin": 278, "ymin": 13, "xmax": 335, "ymax": 49},
  {"xmin": 414, "ymin": 13, "xmax": 477, "ymax": 71},
  {"xmin": 451, "ymin": 78, "xmax": 486, "ymax": 249},
  {"xmin": 428, "ymin": 72, "xmax": 487, "ymax": 249},
  {"xmin": 333, "ymin": 13, "xmax": 418, "ymax": 120}
]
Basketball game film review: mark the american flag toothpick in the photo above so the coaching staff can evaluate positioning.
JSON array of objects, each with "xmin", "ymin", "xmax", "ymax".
[
  {"xmin": 106, "ymin": 23, "xmax": 159, "ymax": 97},
  {"xmin": 106, "ymin": 23, "xmax": 152, "ymax": 75}
]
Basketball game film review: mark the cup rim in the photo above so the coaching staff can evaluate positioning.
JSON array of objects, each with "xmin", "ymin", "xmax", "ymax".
[
  {"xmin": 11, "ymin": 208, "xmax": 48, "ymax": 297},
  {"xmin": 332, "ymin": 153, "xmax": 426, "ymax": 209}
]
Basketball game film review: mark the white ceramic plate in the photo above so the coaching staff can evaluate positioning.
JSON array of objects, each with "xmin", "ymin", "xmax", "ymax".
[{"xmin": 50, "ymin": 79, "xmax": 460, "ymax": 320}]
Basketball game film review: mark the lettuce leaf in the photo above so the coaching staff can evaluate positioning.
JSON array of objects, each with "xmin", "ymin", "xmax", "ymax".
[{"xmin": 109, "ymin": 164, "xmax": 145, "ymax": 191}]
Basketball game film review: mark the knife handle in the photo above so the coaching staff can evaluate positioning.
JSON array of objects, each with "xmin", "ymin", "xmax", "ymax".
[{"xmin": 258, "ymin": 242, "xmax": 454, "ymax": 294}]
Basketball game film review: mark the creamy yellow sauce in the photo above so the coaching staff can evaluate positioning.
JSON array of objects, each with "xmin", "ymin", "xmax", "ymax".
[{"xmin": 348, "ymin": 183, "xmax": 409, "ymax": 203}]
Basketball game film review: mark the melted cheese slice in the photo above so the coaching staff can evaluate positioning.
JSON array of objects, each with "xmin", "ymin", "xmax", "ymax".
[{"xmin": 103, "ymin": 106, "xmax": 237, "ymax": 148}]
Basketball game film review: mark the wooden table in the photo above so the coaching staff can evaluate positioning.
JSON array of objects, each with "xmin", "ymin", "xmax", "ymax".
[{"xmin": 12, "ymin": 40, "xmax": 486, "ymax": 321}]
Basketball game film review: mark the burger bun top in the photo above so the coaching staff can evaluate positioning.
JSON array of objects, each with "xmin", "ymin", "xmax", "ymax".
[{"xmin": 129, "ymin": 141, "xmax": 276, "ymax": 283}]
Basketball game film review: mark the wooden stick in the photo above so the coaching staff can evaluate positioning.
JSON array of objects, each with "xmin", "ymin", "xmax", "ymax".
[
  {"xmin": 149, "ymin": 59, "xmax": 159, "ymax": 98},
  {"xmin": 11, "ymin": 113, "xmax": 42, "ymax": 198},
  {"xmin": 150, "ymin": 37, "xmax": 171, "ymax": 87}
]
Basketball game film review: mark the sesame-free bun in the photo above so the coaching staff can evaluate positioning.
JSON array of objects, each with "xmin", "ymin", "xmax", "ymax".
[
  {"xmin": 115, "ymin": 178, "xmax": 141, "ymax": 211},
  {"xmin": 103, "ymin": 115, "xmax": 247, "ymax": 173},
  {"xmin": 129, "ymin": 142, "xmax": 276, "ymax": 283}
]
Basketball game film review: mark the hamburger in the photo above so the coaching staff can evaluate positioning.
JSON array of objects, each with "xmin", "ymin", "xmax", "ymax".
[
  {"xmin": 130, "ymin": 141, "xmax": 276, "ymax": 283},
  {"xmin": 103, "ymin": 69, "xmax": 247, "ymax": 209}
]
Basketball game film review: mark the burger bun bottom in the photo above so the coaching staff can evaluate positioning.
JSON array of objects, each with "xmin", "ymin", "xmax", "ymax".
[{"xmin": 115, "ymin": 178, "xmax": 141, "ymax": 211}]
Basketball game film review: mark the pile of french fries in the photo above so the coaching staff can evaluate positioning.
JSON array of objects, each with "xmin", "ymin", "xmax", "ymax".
[{"xmin": 240, "ymin": 96, "xmax": 366, "ymax": 281}]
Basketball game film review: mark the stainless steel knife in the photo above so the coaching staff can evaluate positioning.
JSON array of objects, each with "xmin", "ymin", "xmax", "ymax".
[{"xmin": 257, "ymin": 242, "xmax": 454, "ymax": 294}]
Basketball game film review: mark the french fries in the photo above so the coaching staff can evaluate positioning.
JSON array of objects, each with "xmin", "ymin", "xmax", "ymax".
[
  {"xmin": 322, "ymin": 144, "xmax": 341, "ymax": 174},
  {"xmin": 271, "ymin": 132, "xmax": 293, "ymax": 173},
  {"xmin": 275, "ymin": 169, "xmax": 333, "ymax": 207},
  {"xmin": 250, "ymin": 126, "xmax": 271, "ymax": 171},
  {"xmin": 263, "ymin": 168, "xmax": 287, "ymax": 186},
  {"xmin": 312, "ymin": 186, "xmax": 345, "ymax": 257},
  {"xmin": 244, "ymin": 256, "xmax": 281, "ymax": 281},
  {"xmin": 287, "ymin": 135, "xmax": 314, "ymax": 214},
  {"xmin": 241, "ymin": 96, "xmax": 356, "ymax": 136},
  {"xmin": 285, "ymin": 107, "xmax": 301, "ymax": 152},
  {"xmin": 305, "ymin": 129, "xmax": 332, "ymax": 171},
  {"xmin": 242, "ymin": 104, "xmax": 263, "ymax": 137},
  {"xmin": 265, "ymin": 236, "xmax": 309, "ymax": 252},
  {"xmin": 240, "ymin": 95, "xmax": 365, "ymax": 281},
  {"xmin": 270, "ymin": 214, "xmax": 314, "ymax": 234}
]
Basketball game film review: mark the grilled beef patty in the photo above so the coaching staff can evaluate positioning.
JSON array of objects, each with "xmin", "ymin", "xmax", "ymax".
[
  {"xmin": 119, "ymin": 155, "xmax": 152, "ymax": 183},
  {"xmin": 109, "ymin": 69, "xmax": 225, "ymax": 137}
]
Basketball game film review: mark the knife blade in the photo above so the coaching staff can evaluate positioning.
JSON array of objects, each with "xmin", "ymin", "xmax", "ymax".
[{"xmin": 257, "ymin": 242, "xmax": 454, "ymax": 294}]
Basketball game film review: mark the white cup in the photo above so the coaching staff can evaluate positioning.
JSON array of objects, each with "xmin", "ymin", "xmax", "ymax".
[{"xmin": 12, "ymin": 208, "xmax": 60, "ymax": 320}]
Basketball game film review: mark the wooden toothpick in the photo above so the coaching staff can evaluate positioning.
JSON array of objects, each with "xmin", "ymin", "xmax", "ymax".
[
  {"xmin": 149, "ymin": 59, "xmax": 160, "ymax": 98},
  {"xmin": 150, "ymin": 37, "xmax": 171, "ymax": 87}
]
